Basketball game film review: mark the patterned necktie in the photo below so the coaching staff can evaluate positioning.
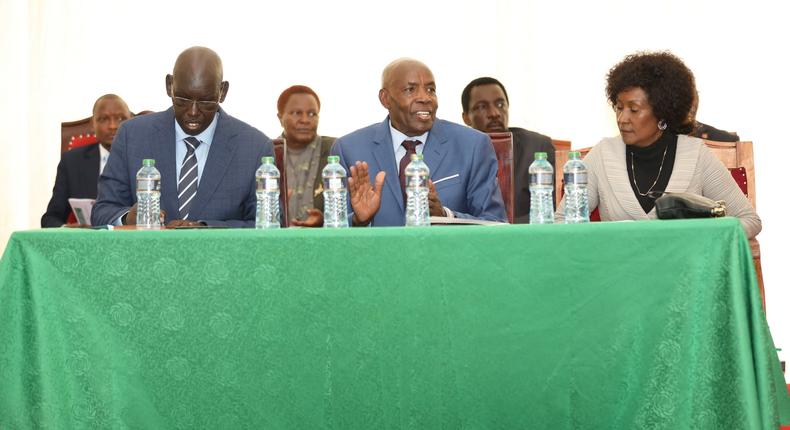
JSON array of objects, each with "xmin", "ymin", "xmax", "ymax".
[
  {"xmin": 177, "ymin": 136, "xmax": 201, "ymax": 219},
  {"xmin": 399, "ymin": 140, "xmax": 421, "ymax": 201}
]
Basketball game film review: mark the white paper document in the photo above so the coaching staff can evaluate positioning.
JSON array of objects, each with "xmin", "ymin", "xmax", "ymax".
[{"xmin": 68, "ymin": 198, "xmax": 96, "ymax": 225}]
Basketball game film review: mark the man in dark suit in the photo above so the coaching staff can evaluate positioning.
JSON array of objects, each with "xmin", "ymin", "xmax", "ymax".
[
  {"xmin": 689, "ymin": 122, "xmax": 739, "ymax": 142},
  {"xmin": 92, "ymin": 46, "xmax": 272, "ymax": 228},
  {"xmin": 461, "ymin": 77, "xmax": 556, "ymax": 224},
  {"xmin": 687, "ymin": 91, "xmax": 740, "ymax": 142},
  {"xmin": 331, "ymin": 59, "xmax": 506, "ymax": 226},
  {"xmin": 41, "ymin": 94, "xmax": 132, "ymax": 227}
]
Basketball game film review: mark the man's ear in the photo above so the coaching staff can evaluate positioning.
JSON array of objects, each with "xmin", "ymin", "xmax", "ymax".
[
  {"xmin": 165, "ymin": 75, "xmax": 173, "ymax": 97},
  {"xmin": 378, "ymin": 88, "xmax": 390, "ymax": 110},
  {"xmin": 219, "ymin": 81, "xmax": 229, "ymax": 103},
  {"xmin": 462, "ymin": 112, "xmax": 472, "ymax": 126}
]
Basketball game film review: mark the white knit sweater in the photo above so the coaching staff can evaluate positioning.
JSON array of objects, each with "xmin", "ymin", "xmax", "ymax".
[{"xmin": 555, "ymin": 134, "xmax": 762, "ymax": 239}]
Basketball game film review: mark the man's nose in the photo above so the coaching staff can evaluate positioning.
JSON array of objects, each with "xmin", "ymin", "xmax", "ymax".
[
  {"xmin": 415, "ymin": 87, "xmax": 433, "ymax": 102},
  {"xmin": 486, "ymin": 105, "xmax": 501, "ymax": 118},
  {"xmin": 188, "ymin": 101, "xmax": 200, "ymax": 116}
]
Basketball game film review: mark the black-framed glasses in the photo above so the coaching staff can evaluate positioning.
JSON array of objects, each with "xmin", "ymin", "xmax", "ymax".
[{"xmin": 172, "ymin": 96, "xmax": 221, "ymax": 111}]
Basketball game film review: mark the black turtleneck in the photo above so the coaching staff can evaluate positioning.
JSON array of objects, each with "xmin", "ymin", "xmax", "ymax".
[{"xmin": 625, "ymin": 132, "xmax": 678, "ymax": 213}]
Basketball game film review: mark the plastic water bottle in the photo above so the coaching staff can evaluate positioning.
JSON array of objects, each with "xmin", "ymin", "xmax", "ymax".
[
  {"xmin": 255, "ymin": 156, "xmax": 280, "ymax": 229},
  {"xmin": 136, "ymin": 159, "xmax": 161, "ymax": 228},
  {"xmin": 404, "ymin": 153, "xmax": 430, "ymax": 227},
  {"xmin": 563, "ymin": 151, "xmax": 590, "ymax": 223},
  {"xmin": 322, "ymin": 155, "xmax": 349, "ymax": 228},
  {"xmin": 529, "ymin": 152, "xmax": 554, "ymax": 224}
]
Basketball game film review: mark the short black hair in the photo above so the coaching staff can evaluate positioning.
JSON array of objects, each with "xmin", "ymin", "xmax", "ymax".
[
  {"xmin": 92, "ymin": 94, "xmax": 128, "ymax": 116},
  {"xmin": 461, "ymin": 77, "xmax": 509, "ymax": 113},
  {"xmin": 606, "ymin": 51, "xmax": 696, "ymax": 134}
]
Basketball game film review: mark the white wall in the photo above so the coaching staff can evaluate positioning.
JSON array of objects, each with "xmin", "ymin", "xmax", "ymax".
[{"xmin": 1, "ymin": 0, "xmax": 787, "ymax": 366}]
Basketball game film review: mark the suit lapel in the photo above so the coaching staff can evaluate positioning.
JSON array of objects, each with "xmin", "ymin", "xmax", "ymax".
[
  {"xmin": 422, "ymin": 120, "xmax": 449, "ymax": 180},
  {"xmin": 83, "ymin": 143, "xmax": 100, "ymax": 171},
  {"xmin": 371, "ymin": 119, "xmax": 404, "ymax": 211},
  {"xmin": 190, "ymin": 109, "xmax": 236, "ymax": 216},
  {"xmin": 154, "ymin": 110, "xmax": 178, "ymax": 219},
  {"xmin": 81, "ymin": 144, "xmax": 101, "ymax": 195}
]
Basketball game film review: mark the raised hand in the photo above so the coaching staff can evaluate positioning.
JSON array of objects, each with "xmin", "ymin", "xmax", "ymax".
[{"xmin": 348, "ymin": 161, "xmax": 385, "ymax": 226}]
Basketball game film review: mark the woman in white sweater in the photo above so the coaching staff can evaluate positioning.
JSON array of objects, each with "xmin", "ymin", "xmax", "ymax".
[{"xmin": 555, "ymin": 51, "xmax": 761, "ymax": 239}]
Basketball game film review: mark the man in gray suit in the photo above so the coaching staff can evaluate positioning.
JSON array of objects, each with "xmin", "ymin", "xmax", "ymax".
[
  {"xmin": 331, "ymin": 58, "xmax": 506, "ymax": 226},
  {"xmin": 462, "ymin": 77, "xmax": 555, "ymax": 224},
  {"xmin": 92, "ymin": 46, "xmax": 272, "ymax": 228}
]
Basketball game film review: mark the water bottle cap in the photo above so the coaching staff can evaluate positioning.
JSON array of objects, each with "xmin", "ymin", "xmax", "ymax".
[
  {"xmin": 535, "ymin": 152, "xmax": 547, "ymax": 160},
  {"xmin": 410, "ymin": 153, "xmax": 423, "ymax": 161},
  {"xmin": 142, "ymin": 159, "xmax": 155, "ymax": 166},
  {"xmin": 327, "ymin": 155, "xmax": 340, "ymax": 164},
  {"xmin": 261, "ymin": 156, "xmax": 274, "ymax": 164},
  {"xmin": 569, "ymin": 151, "xmax": 581, "ymax": 159}
]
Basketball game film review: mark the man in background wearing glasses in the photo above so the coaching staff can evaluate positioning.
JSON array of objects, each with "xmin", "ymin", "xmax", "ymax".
[{"xmin": 92, "ymin": 46, "xmax": 273, "ymax": 228}]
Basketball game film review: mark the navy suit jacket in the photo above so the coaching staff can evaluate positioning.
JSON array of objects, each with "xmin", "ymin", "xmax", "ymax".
[
  {"xmin": 331, "ymin": 117, "xmax": 506, "ymax": 226},
  {"xmin": 92, "ymin": 107, "xmax": 272, "ymax": 227},
  {"xmin": 41, "ymin": 143, "xmax": 101, "ymax": 227}
]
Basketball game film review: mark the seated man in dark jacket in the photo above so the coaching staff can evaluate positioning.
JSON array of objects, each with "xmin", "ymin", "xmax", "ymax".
[
  {"xmin": 461, "ymin": 77, "xmax": 556, "ymax": 223},
  {"xmin": 41, "ymin": 94, "xmax": 132, "ymax": 227}
]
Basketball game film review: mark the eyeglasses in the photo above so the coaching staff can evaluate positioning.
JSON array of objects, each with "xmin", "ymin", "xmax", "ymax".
[{"xmin": 172, "ymin": 96, "xmax": 221, "ymax": 111}]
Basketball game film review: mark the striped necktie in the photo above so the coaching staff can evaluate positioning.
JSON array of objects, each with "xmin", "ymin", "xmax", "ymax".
[{"xmin": 177, "ymin": 136, "xmax": 201, "ymax": 219}]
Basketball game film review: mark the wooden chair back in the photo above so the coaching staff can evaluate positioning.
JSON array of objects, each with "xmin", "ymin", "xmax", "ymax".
[
  {"xmin": 486, "ymin": 132, "xmax": 515, "ymax": 223},
  {"xmin": 551, "ymin": 139, "xmax": 571, "ymax": 152},
  {"xmin": 703, "ymin": 140, "xmax": 756, "ymax": 209},
  {"xmin": 61, "ymin": 110, "xmax": 152, "ymax": 153},
  {"xmin": 61, "ymin": 116, "xmax": 96, "ymax": 153}
]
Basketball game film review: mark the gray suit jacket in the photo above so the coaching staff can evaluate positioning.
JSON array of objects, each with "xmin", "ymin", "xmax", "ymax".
[
  {"xmin": 92, "ymin": 107, "xmax": 272, "ymax": 227},
  {"xmin": 331, "ymin": 117, "xmax": 506, "ymax": 226}
]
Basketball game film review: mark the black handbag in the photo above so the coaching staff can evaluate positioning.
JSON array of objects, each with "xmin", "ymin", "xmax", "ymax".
[{"xmin": 654, "ymin": 192, "xmax": 726, "ymax": 219}]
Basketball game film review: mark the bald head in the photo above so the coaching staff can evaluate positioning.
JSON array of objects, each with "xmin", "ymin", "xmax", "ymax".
[
  {"xmin": 173, "ymin": 46, "xmax": 224, "ymax": 84},
  {"xmin": 166, "ymin": 46, "xmax": 229, "ymax": 135},
  {"xmin": 381, "ymin": 58, "xmax": 431, "ymax": 89}
]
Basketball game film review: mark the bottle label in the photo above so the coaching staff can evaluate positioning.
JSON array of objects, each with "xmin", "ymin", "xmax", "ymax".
[
  {"xmin": 265, "ymin": 179, "xmax": 279, "ymax": 191},
  {"xmin": 328, "ymin": 178, "xmax": 343, "ymax": 190},
  {"xmin": 137, "ymin": 179, "xmax": 159, "ymax": 191},
  {"xmin": 406, "ymin": 175, "xmax": 428, "ymax": 187},
  {"xmin": 563, "ymin": 172, "xmax": 588, "ymax": 185},
  {"xmin": 529, "ymin": 172, "xmax": 553, "ymax": 186}
]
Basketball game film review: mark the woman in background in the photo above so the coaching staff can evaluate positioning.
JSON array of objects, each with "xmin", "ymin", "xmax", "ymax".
[
  {"xmin": 276, "ymin": 85, "xmax": 335, "ymax": 227},
  {"xmin": 555, "ymin": 51, "xmax": 760, "ymax": 238}
]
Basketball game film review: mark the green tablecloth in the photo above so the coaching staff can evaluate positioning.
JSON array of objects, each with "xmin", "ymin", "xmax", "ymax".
[{"xmin": 1, "ymin": 218, "xmax": 788, "ymax": 429}]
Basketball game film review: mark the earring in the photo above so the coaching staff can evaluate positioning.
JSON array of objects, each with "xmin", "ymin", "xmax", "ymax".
[{"xmin": 658, "ymin": 119, "xmax": 668, "ymax": 130}]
